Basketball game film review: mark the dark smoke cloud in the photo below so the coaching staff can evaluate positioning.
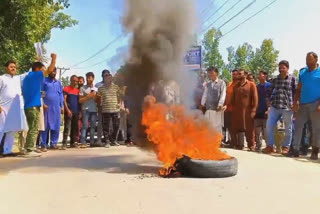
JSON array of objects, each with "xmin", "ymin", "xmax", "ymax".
[{"xmin": 122, "ymin": 0, "xmax": 196, "ymax": 146}]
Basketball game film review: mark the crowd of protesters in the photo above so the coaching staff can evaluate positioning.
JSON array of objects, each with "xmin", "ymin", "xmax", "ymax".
[
  {"xmin": 0, "ymin": 54, "xmax": 133, "ymax": 158},
  {"xmin": 199, "ymin": 51, "xmax": 320, "ymax": 160},
  {"xmin": 1, "ymin": 52, "xmax": 320, "ymax": 161}
]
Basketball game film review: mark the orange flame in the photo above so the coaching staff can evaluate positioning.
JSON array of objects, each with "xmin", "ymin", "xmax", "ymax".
[{"xmin": 142, "ymin": 96, "xmax": 231, "ymax": 175}]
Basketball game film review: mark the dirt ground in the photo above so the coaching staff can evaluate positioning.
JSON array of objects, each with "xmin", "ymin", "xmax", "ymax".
[{"xmin": 0, "ymin": 146, "xmax": 319, "ymax": 214}]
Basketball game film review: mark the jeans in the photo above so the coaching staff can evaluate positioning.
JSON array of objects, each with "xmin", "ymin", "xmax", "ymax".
[
  {"xmin": 80, "ymin": 111, "xmax": 97, "ymax": 144},
  {"xmin": 266, "ymin": 106, "xmax": 293, "ymax": 148},
  {"xmin": 62, "ymin": 113, "xmax": 79, "ymax": 146},
  {"xmin": 292, "ymin": 101, "xmax": 320, "ymax": 151},
  {"xmin": 254, "ymin": 118, "xmax": 267, "ymax": 149},
  {"xmin": 25, "ymin": 107, "xmax": 40, "ymax": 151},
  {"xmin": 102, "ymin": 112, "xmax": 120, "ymax": 143}
]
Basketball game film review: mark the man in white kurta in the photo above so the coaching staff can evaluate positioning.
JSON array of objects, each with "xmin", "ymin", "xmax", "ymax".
[
  {"xmin": 0, "ymin": 60, "xmax": 28, "ymax": 155},
  {"xmin": 201, "ymin": 67, "xmax": 226, "ymax": 134}
]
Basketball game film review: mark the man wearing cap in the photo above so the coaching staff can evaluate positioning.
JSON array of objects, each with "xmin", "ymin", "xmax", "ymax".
[{"xmin": 97, "ymin": 71, "xmax": 121, "ymax": 147}]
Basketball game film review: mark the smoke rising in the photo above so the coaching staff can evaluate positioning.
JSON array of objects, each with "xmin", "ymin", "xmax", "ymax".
[{"xmin": 122, "ymin": 0, "xmax": 196, "ymax": 146}]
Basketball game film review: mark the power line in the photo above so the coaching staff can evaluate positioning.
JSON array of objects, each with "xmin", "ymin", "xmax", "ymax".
[
  {"xmin": 201, "ymin": 0, "xmax": 232, "ymax": 26},
  {"xmin": 217, "ymin": 0, "xmax": 256, "ymax": 29},
  {"xmin": 221, "ymin": 0, "xmax": 278, "ymax": 38},
  {"xmin": 200, "ymin": 0, "xmax": 243, "ymax": 34},
  {"xmin": 200, "ymin": 0, "xmax": 216, "ymax": 17},
  {"xmin": 70, "ymin": 35, "xmax": 123, "ymax": 68}
]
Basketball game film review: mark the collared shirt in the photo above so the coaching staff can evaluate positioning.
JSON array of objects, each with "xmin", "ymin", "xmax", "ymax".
[
  {"xmin": 63, "ymin": 86, "xmax": 80, "ymax": 113},
  {"xmin": 79, "ymin": 85, "xmax": 98, "ymax": 112},
  {"xmin": 98, "ymin": 83, "xmax": 120, "ymax": 113},
  {"xmin": 0, "ymin": 73, "xmax": 25, "ymax": 107},
  {"xmin": 201, "ymin": 78, "xmax": 226, "ymax": 109},
  {"xmin": 267, "ymin": 74, "xmax": 297, "ymax": 110},
  {"xmin": 299, "ymin": 66, "xmax": 320, "ymax": 104},
  {"xmin": 43, "ymin": 77, "xmax": 64, "ymax": 108}
]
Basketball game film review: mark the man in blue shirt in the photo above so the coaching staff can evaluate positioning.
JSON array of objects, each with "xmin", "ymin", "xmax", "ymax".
[
  {"xmin": 254, "ymin": 71, "xmax": 272, "ymax": 152},
  {"xmin": 22, "ymin": 54, "xmax": 57, "ymax": 157},
  {"xmin": 291, "ymin": 52, "xmax": 320, "ymax": 159}
]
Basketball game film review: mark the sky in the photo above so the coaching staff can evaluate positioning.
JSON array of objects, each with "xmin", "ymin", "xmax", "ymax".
[{"xmin": 46, "ymin": 0, "xmax": 320, "ymax": 81}]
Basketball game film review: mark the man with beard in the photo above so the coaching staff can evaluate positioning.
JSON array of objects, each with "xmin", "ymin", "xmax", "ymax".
[
  {"xmin": 290, "ymin": 52, "xmax": 320, "ymax": 159},
  {"xmin": 40, "ymin": 67, "xmax": 64, "ymax": 151},
  {"xmin": 229, "ymin": 69, "xmax": 258, "ymax": 150},
  {"xmin": 0, "ymin": 60, "xmax": 28, "ymax": 156},
  {"xmin": 264, "ymin": 60, "xmax": 297, "ymax": 155},
  {"xmin": 224, "ymin": 69, "xmax": 238, "ymax": 147},
  {"xmin": 78, "ymin": 76, "xmax": 85, "ymax": 89}
]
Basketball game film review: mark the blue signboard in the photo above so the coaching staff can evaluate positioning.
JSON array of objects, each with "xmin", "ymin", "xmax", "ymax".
[{"xmin": 184, "ymin": 46, "xmax": 202, "ymax": 69}]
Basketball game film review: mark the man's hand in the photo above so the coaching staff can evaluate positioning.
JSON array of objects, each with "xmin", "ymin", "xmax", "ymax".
[
  {"xmin": 51, "ymin": 53, "xmax": 57, "ymax": 61},
  {"xmin": 88, "ymin": 92, "xmax": 96, "ymax": 99},
  {"xmin": 61, "ymin": 108, "xmax": 64, "ymax": 115},
  {"xmin": 318, "ymin": 104, "xmax": 320, "ymax": 113},
  {"xmin": 219, "ymin": 106, "xmax": 227, "ymax": 112},
  {"xmin": 250, "ymin": 111, "xmax": 256, "ymax": 119},
  {"xmin": 0, "ymin": 105, "xmax": 2, "ymax": 114},
  {"xmin": 43, "ymin": 104, "xmax": 48, "ymax": 111},
  {"xmin": 67, "ymin": 110, "xmax": 72, "ymax": 118},
  {"xmin": 293, "ymin": 103, "xmax": 299, "ymax": 112}
]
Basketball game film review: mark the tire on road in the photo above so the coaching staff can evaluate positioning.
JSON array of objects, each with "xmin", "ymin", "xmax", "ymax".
[{"xmin": 175, "ymin": 156, "xmax": 238, "ymax": 178}]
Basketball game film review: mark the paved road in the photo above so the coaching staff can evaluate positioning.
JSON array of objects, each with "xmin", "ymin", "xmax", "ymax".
[{"xmin": 0, "ymin": 147, "xmax": 319, "ymax": 214}]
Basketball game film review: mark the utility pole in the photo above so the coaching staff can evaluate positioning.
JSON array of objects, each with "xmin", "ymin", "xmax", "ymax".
[{"xmin": 57, "ymin": 67, "xmax": 70, "ymax": 81}]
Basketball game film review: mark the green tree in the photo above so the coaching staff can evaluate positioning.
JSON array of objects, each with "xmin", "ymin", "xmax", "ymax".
[
  {"xmin": 249, "ymin": 39, "xmax": 279, "ymax": 76},
  {"xmin": 202, "ymin": 28, "xmax": 224, "ymax": 69},
  {"xmin": 0, "ymin": 0, "xmax": 78, "ymax": 73},
  {"xmin": 293, "ymin": 69, "xmax": 299, "ymax": 79},
  {"xmin": 61, "ymin": 76, "xmax": 70, "ymax": 87},
  {"xmin": 234, "ymin": 43, "xmax": 254, "ymax": 71},
  {"xmin": 202, "ymin": 28, "xmax": 231, "ymax": 82},
  {"xmin": 226, "ymin": 46, "xmax": 236, "ymax": 72}
]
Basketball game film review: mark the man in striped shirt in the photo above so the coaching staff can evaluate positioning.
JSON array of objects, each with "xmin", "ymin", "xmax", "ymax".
[{"xmin": 97, "ymin": 71, "xmax": 121, "ymax": 147}]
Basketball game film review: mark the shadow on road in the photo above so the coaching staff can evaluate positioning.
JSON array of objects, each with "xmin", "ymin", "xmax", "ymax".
[{"xmin": 0, "ymin": 150, "xmax": 160, "ymax": 176}]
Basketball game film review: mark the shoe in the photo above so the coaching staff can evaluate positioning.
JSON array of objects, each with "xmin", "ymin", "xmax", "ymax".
[
  {"xmin": 22, "ymin": 151, "xmax": 42, "ymax": 158},
  {"xmin": 34, "ymin": 148, "xmax": 42, "ymax": 153},
  {"xmin": 40, "ymin": 147, "xmax": 48, "ymax": 152},
  {"xmin": 286, "ymin": 149, "xmax": 299, "ymax": 158},
  {"xmin": 1, "ymin": 153, "xmax": 19, "ymax": 158},
  {"xmin": 60, "ymin": 145, "xmax": 67, "ymax": 150},
  {"xmin": 262, "ymin": 146, "xmax": 275, "ymax": 154},
  {"xmin": 281, "ymin": 147, "xmax": 290, "ymax": 155},
  {"xmin": 80, "ymin": 144, "xmax": 87, "ymax": 149},
  {"xmin": 70, "ymin": 143, "xmax": 79, "ymax": 148},
  {"xmin": 110, "ymin": 141, "xmax": 120, "ymax": 146},
  {"xmin": 104, "ymin": 143, "xmax": 110, "ymax": 148},
  {"xmin": 249, "ymin": 146, "xmax": 256, "ymax": 152},
  {"xmin": 126, "ymin": 141, "xmax": 134, "ymax": 147},
  {"xmin": 310, "ymin": 147, "xmax": 319, "ymax": 160},
  {"xmin": 50, "ymin": 145, "xmax": 59, "ymax": 150}
]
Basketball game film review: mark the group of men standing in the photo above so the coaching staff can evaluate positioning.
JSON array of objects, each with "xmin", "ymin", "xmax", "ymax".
[
  {"xmin": 0, "ymin": 54, "xmax": 133, "ymax": 158},
  {"xmin": 200, "ymin": 52, "xmax": 320, "ymax": 160}
]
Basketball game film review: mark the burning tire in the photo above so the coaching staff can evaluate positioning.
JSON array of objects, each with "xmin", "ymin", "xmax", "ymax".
[{"xmin": 175, "ymin": 156, "xmax": 238, "ymax": 178}]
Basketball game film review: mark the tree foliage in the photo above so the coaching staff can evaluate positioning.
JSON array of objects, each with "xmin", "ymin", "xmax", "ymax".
[
  {"xmin": 61, "ymin": 76, "xmax": 70, "ymax": 87},
  {"xmin": 202, "ymin": 28, "xmax": 279, "ymax": 82},
  {"xmin": 0, "ymin": 0, "xmax": 78, "ymax": 73}
]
